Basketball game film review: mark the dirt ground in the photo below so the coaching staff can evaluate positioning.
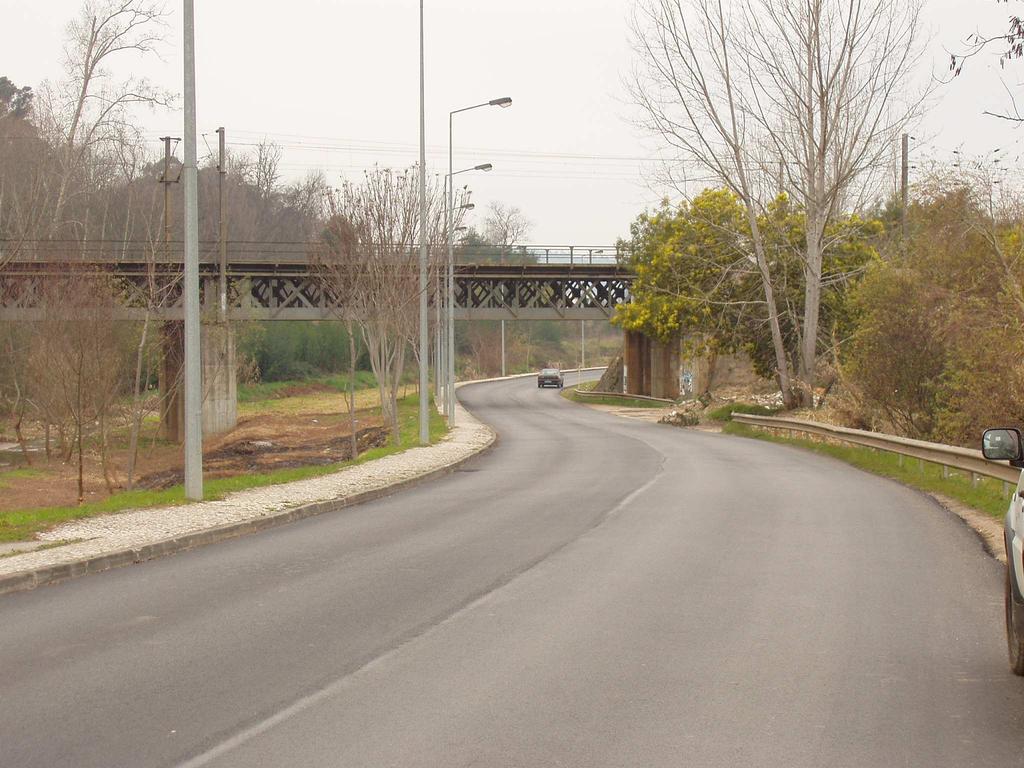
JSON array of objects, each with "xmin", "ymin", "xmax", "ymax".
[{"xmin": 0, "ymin": 385, "xmax": 387, "ymax": 512}]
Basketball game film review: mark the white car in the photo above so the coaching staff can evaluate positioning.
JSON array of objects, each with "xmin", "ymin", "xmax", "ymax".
[{"xmin": 982, "ymin": 427, "xmax": 1024, "ymax": 674}]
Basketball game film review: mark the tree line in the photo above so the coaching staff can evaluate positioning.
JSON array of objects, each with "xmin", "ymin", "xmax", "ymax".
[{"xmin": 616, "ymin": 168, "xmax": 1024, "ymax": 447}]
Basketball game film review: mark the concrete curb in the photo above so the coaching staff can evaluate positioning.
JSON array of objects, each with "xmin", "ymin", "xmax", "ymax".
[
  {"xmin": 0, "ymin": 422, "xmax": 497, "ymax": 597},
  {"xmin": 0, "ymin": 367, "xmax": 612, "ymax": 597}
]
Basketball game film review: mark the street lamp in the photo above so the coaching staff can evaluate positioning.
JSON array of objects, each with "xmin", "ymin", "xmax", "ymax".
[
  {"xmin": 447, "ymin": 98, "xmax": 511, "ymax": 424},
  {"xmin": 436, "ymin": 201, "xmax": 476, "ymax": 406},
  {"xmin": 441, "ymin": 163, "xmax": 491, "ymax": 421}
]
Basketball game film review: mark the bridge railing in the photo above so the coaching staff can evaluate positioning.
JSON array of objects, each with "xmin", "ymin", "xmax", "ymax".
[
  {"xmin": 2, "ymin": 240, "xmax": 625, "ymax": 268},
  {"xmin": 453, "ymin": 245, "xmax": 622, "ymax": 267}
]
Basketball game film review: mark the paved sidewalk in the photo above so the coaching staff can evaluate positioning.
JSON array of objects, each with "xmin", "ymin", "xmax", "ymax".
[{"xmin": 0, "ymin": 403, "xmax": 494, "ymax": 588}]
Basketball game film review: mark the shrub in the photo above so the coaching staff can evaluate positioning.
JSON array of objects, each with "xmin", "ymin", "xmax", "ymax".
[{"xmin": 707, "ymin": 402, "xmax": 779, "ymax": 422}]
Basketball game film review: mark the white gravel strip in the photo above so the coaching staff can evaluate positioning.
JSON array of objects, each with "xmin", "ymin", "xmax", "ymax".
[{"xmin": 0, "ymin": 403, "xmax": 493, "ymax": 578}]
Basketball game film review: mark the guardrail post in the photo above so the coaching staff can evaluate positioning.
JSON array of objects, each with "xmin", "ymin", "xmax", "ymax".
[
  {"xmin": 898, "ymin": 454, "xmax": 904, "ymax": 468},
  {"xmin": 971, "ymin": 472, "xmax": 980, "ymax": 488},
  {"xmin": 918, "ymin": 458, "xmax": 924, "ymax": 473},
  {"xmin": 942, "ymin": 465, "xmax": 949, "ymax": 480}
]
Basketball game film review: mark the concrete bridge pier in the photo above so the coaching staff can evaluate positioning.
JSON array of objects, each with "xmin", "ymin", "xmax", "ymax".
[
  {"xmin": 159, "ymin": 321, "xmax": 238, "ymax": 443},
  {"xmin": 624, "ymin": 330, "xmax": 680, "ymax": 400}
]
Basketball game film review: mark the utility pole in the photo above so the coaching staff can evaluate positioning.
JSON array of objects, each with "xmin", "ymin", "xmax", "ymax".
[
  {"xmin": 159, "ymin": 137, "xmax": 181, "ymax": 258},
  {"xmin": 182, "ymin": 0, "xmax": 203, "ymax": 500},
  {"xmin": 217, "ymin": 127, "xmax": 227, "ymax": 320},
  {"xmin": 901, "ymin": 133, "xmax": 909, "ymax": 239},
  {"xmin": 158, "ymin": 135, "xmax": 181, "ymax": 445},
  {"xmin": 417, "ymin": 0, "xmax": 429, "ymax": 445}
]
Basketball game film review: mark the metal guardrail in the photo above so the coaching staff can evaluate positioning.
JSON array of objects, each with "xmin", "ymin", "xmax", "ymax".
[
  {"xmin": 456, "ymin": 366, "xmax": 607, "ymax": 387},
  {"xmin": 572, "ymin": 388, "xmax": 675, "ymax": 405},
  {"xmin": 732, "ymin": 413, "xmax": 1022, "ymax": 485}
]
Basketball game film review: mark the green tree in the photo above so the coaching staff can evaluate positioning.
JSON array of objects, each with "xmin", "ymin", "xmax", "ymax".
[
  {"xmin": 0, "ymin": 76, "xmax": 33, "ymax": 119},
  {"xmin": 615, "ymin": 190, "xmax": 879, "ymax": 399},
  {"xmin": 613, "ymin": 189, "xmax": 747, "ymax": 347}
]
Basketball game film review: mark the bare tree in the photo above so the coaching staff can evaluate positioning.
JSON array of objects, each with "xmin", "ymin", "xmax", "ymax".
[
  {"xmin": 630, "ymin": 0, "xmax": 926, "ymax": 406},
  {"xmin": 26, "ymin": 271, "xmax": 124, "ymax": 501},
  {"xmin": 124, "ymin": 212, "xmax": 183, "ymax": 489},
  {"xmin": 630, "ymin": 0, "xmax": 797, "ymax": 405},
  {"xmin": 252, "ymin": 140, "xmax": 283, "ymax": 202},
  {"xmin": 744, "ymin": 0, "xmax": 927, "ymax": 402},
  {"xmin": 949, "ymin": 7, "xmax": 1024, "ymax": 122},
  {"xmin": 36, "ymin": 0, "xmax": 172, "ymax": 237},
  {"xmin": 484, "ymin": 201, "xmax": 531, "ymax": 251},
  {"xmin": 313, "ymin": 169, "xmax": 424, "ymax": 444},
  {"xmin": 312, "ymin": 215, "xmax": 363, "ymax": 459}
]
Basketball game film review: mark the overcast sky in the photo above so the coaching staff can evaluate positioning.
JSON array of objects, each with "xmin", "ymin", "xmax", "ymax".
[{"xmin": 5, "ymin": 0, "xmax": 1024, "ymax": 243}]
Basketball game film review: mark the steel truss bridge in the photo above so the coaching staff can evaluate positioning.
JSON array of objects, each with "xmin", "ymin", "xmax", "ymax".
[{"xmin": 0, "ymin": 242, "xmax": 634, "ymax": 322}]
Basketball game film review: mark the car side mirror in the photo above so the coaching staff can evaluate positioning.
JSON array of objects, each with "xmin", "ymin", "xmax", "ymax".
[{"xmin": 983, "ymin": 428, "xmax": 1024, "ymax": 467}]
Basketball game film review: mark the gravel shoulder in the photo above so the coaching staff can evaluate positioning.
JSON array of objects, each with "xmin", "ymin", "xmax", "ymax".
[{"xmin": 0, "ymin": 402, "xmax": 494, "ymax": 592}]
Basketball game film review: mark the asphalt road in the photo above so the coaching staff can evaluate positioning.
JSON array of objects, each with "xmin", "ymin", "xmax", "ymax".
[{"xmin": 3, "ymin": 373, "xmax": 1024, "ymax": 767}]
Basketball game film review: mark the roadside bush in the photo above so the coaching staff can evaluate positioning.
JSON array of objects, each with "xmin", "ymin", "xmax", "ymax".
[
  {"xmin": 934, "ymin": 319, "xmax": 1024, "ymax": 444},
  {"xmin": 240, "ymin": 321, "xmax": 371, "ymax": 382},
  {"xmin": 843, "ymin": 263, "xmax": 947, "ymax": 439},
  {"xmin": 707, "ymin": 402, "xmax": 779, "ymax": 422}
]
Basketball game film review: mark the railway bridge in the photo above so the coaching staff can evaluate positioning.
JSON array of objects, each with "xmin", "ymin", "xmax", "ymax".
[
  {"xmin": 0, "ymin": 242, "xmax": 631, "ymax": 322},
  {"xmin": 0, "ymin": 241, "xmax": 676, "ymax": 437}
]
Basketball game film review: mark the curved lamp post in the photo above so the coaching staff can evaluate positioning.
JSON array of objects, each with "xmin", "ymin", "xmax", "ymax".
[
  {"xmin": 437, "ymin": 196, "xmax": 475, "ymax": 407},
  {"xmin": 441, "ymin": 163, "xmax": 492, "ymax": 420},
  {"xmin": 447, "ymin": 99, "xmax": 511, "ymax": 424}
]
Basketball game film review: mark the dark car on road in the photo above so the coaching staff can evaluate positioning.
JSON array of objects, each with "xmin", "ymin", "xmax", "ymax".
[{"xmin": 537, "ymin": 368, "xmax": 564, "ymax": 389}]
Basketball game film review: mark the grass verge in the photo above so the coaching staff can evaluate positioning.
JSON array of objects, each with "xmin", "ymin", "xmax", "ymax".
[
  {"xmin": 561, "ymin": 382, "xmax": 666, "ymax": 410},
  {"xmin": 0, "ymin": 468, "xmax": 45, "ymax": 489},
  {"xmin": 238, "ymin": 371, "xmax": 380, "ymax": 403},
  {"xmin": 707, "ymin": 402, "xmax": 780, "ymax": 422},
  {"xmin": 723, "ymin": 422, "xmax": 1011, "ymax": 519},
  {"xmin": 0, "ymin": 394, "xmax": 447, "ymax": 544}
]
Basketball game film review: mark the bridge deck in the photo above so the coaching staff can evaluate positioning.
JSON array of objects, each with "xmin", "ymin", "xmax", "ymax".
[{"xmin": 0, "ymin": 256, "xmax": 635, "ymax": 322}]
